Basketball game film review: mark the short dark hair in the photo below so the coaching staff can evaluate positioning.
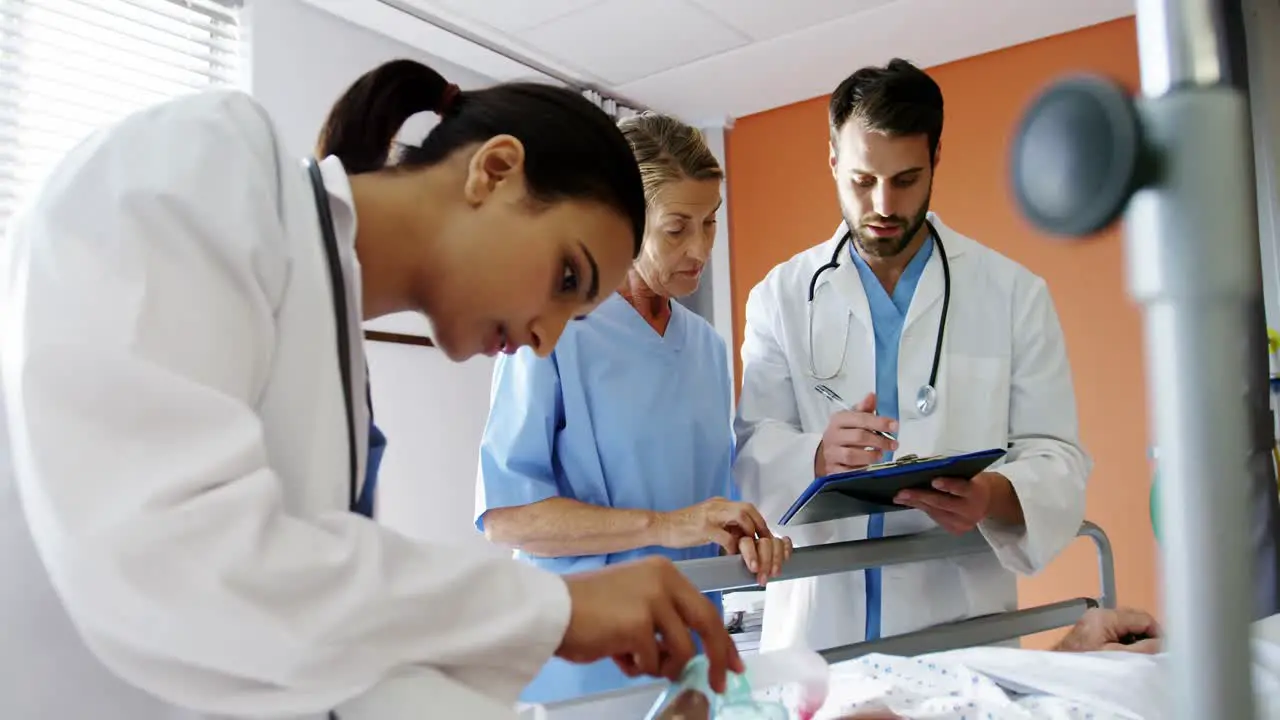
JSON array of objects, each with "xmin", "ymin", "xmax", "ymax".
[
  {"xmin": 828, "ymin": 58, "xmax": 944, "ymax": 163},
  {"xmin": 316, "ymin": 59, "xmax": 646, "ymax": 257}
]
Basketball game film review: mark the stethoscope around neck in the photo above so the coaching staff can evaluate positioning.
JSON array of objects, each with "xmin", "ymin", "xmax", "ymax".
[{"xmin": 806, "ymin": 220, "xmax": 950, "ymax": 417}]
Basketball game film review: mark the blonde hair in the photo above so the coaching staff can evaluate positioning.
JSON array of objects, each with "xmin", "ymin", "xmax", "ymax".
[{"xmin": 616, "ymin": 112, "xmax": 723, "ymax": 204}]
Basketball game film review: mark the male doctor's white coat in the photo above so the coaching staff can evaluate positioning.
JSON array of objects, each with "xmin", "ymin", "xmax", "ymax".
[
  {"xmin": 734, "ymin": 215, "xmax": 1092, "ymax": 654},
  {"xmin": 0, "ymin": 91, "xmax": 568, "ymax": 719}
]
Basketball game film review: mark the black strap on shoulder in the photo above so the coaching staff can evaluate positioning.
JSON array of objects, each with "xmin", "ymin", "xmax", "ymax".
[
  {"xmin": 305, "ymin": 158, "xmax": 359, "ymax": 513},
  {"xmin": 305, "ymin": 159, "xmax": 357, "ymax": 720}
]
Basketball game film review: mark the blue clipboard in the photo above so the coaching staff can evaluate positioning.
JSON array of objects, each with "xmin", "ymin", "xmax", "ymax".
[{"xmin": 778, "ymin": 448, "xmax": 1007, "ymax": 526}]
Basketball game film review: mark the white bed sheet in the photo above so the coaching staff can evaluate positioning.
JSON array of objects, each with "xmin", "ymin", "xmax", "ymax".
[{"xmin": 814, "ymin": 615, "xmax": 1280, "ymax": 719}]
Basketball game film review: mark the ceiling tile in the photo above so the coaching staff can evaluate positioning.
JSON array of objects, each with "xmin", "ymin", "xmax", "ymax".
[
  {"xmin": 522, "ymin": 0, "xmax": 750, "ymax": 86},
  {"xmin": 619, "ymin": 0, "xmax": 1136, "ymax": 123},
  {"xmin": 687, "ymin": 0, "xmax": 896, "ymax": 40},
  {"xmin": 421, "ymin": 0, "xmax": 606, "ymax": 32}
]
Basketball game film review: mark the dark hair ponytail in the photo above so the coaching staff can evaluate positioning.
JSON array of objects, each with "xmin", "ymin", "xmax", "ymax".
[
  {"xmin": 316, "ymin": 59, "xmax": 454, "ymax": 174},
  {"xmin": 316, "ymin": 59, "xmax": 646, "ymax": 256}
]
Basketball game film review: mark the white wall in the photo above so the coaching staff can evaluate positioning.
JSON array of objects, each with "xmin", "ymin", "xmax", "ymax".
[
  {"xmin": 246, "ymin": 0, "xmax": 491, "ymax": 158},
  {"xmin": 247, "ymin": 0, "xmax": 503, "ymax": 552},
  {"xmin": 674, "ymin": 123, "xmax": 737, "ymax": 391},
  {"xmin": 703, "ymin": 124, "xmax": 737, "ymax": 389}
]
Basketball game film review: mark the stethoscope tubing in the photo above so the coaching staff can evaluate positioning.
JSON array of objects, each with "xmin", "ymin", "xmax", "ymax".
[{"xmin": 806, "ymin": 221, "xmax": 950, "ymax": 399}]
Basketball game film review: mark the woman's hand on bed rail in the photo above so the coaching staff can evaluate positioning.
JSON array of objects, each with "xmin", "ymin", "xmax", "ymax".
[
  {"xmin": 660, "ymin": 497, "xmax": 794, "ymax": 586},
  {"xmin": 729, "ymin": 533, "xmax": 794, "ymax": 587},
  {"xmin": 659, "ymin": 497, "xmax": 770, "ymax": 550},
  {"xmin": 1053, "ymin": 607, "xmax": 1163, "ymax": 654}
]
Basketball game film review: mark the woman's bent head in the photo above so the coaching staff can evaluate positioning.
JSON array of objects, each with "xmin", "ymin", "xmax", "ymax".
[
  {"xmin": 317, "ymin": 59, "xmax": 645, "ymax": 361},
  {"xmin": 617, "ymin": 113, "xmax": 723, "ymax": 300}
]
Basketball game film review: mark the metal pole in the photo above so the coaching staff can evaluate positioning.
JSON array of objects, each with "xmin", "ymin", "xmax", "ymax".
[
  {"xmin": 1078, "ymin": 521, "xmax": 1118, "ymax": 610},
  {"xmin": 1129, "ymin": 0, "xmax": 1259, "ymax": 717}
]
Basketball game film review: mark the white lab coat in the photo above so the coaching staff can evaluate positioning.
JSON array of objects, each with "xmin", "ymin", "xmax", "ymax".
[
  {"xmin": 0, "ymin": 90, "xmax": 569, "ymax": 719},
  {"xmin": 734, "ymin": 215, "xmax": 1092, "ymax": 653}
]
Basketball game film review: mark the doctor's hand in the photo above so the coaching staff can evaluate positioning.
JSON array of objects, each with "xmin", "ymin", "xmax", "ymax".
[
  {"xmin": 558, "ymin": 556, "xmax": 744, "ymax": 693},
  {"xmin": 894, "ymin": 473, "xmax": 995, "ymax": 535},
  {"xmin": 815, "ymin": 393, "xmax": 899, "ymax": 477},
  {"xmin": 894, "ymin": 471, "xmax": 1024, "ymax": 534}
]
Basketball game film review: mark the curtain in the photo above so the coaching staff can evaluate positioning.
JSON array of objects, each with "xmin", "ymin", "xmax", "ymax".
[{"xmin": 581, "ymin": 88, "xmax": 640, "ymax": 121}]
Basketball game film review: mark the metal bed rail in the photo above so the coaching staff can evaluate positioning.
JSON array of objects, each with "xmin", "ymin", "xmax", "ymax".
[
  {"xmin": 821, "ymin": 598, "xmax": 1093, "ymax": 663},
  {"xmin": 679, "ymin": 521, "xmax": 1116, "ymax": 611},
  {"xmin": 536, "ymin": 521, "xmax": 1117, "ymax": 718}
]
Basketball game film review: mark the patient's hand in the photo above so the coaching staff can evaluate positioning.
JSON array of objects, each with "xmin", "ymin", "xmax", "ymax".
[{"xmin": 1054, "ymin": 607, "xmax": 1162, "ymax": 654}]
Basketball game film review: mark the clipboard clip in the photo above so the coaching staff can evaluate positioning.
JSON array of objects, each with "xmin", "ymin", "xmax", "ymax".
[{"xmin": 862, "ymin": 453, "xmax": 942, "ymax": 471}]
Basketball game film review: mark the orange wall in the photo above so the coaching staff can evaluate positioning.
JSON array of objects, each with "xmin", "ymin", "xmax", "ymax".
[{"xmin": 726, "ymin": 18, "xmax": 1155, "ymax": 647}]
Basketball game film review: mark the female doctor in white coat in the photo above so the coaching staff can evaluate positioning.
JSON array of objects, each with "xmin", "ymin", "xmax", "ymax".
[
  {"xmin": 0, "ymin": 59, "xmax": 741, "ymax": 720},
  {"xmin": 733, "ymin": 59, "xmax": 1092, "ymax": 655}
]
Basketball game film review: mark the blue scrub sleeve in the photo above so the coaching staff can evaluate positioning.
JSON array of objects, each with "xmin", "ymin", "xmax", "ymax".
[{"xmin": 474, "ymin": 349, "xmax": 565, "ymax": 532}]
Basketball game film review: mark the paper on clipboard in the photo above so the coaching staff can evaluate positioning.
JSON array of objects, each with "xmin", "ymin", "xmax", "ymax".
[{"xmin": 778, "ymin": 448, "xmax": 1007, "ymax": 526}]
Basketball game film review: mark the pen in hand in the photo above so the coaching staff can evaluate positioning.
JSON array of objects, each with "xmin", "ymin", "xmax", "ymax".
[{"xmin": 813, "ymin": 384, "xmax": 897, "ymax": 443}]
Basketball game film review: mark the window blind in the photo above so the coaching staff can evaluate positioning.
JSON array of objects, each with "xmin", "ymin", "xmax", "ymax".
[{"xmin": 0, "ymin": 0, "xmax": 243, "ymax": 232}]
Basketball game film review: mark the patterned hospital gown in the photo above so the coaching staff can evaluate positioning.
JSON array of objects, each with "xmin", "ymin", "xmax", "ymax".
[
  {"xmin": 814, "ymin": 652, "xmax": 1141, "ymax": 719},
  {"xmin": 769, "ymin": 616, "xmax": 1280, "ymax": 719}
]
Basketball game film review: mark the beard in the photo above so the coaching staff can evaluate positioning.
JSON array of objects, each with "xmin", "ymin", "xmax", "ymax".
[{"xmin": 845, "ymin": 187, "xmax": 932, "ymax": 259}]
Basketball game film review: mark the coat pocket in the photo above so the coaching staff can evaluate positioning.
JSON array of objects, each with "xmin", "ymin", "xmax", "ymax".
[{"xmin": 940, "ymin": 354, "xmax": 1009, "ymax": 454}]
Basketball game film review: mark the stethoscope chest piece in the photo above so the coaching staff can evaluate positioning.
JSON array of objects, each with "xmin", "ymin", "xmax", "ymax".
[{"xmin": 916, "ymin": 383, "xmax": 938, "ymax": 417}]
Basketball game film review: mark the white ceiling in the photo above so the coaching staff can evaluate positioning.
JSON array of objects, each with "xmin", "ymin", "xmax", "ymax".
[{"xmin": 304, "ymin": 0, "xmax": 1136, "ymax": 125}]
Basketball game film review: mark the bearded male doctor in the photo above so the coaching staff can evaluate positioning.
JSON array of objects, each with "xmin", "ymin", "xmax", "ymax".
[{"xmin": 733, "ymin": 59, "xmax": 1092, "ymax": 653}]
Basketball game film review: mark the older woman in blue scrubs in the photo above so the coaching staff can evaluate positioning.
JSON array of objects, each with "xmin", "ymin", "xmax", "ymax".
[{"xmin": 474, "ymin": 113, "xmax": 793, "ymax": 704}]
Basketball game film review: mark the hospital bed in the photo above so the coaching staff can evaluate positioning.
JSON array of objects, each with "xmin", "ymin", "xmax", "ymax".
[{"xmin": 536, "ymin": 521, "xmax": 1117, "ymax": 719}]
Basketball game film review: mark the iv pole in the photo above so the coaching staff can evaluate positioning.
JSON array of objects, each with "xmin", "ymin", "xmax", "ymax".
[{"xmin": 1010, "ymin": 0, "xmax": 1260, "ymax": 716}]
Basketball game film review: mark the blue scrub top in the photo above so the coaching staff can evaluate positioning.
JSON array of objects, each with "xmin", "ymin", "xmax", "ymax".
[
  {"xmin": 849, "ymin": 236, "xmax": 933, "ymax": 641},
  {"xmin": 356, "ymin": 378, "xmax": 385, "ymax": 519},
  {"xmin": 475, "ymin": 293, "xmax": 735, "ymax": 704}
]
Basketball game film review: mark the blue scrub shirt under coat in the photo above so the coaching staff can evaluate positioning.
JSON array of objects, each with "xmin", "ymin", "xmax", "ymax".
[
  {"xmin": 475, "ymin": 293, "xmax": 736, "ymax": 704},
  {"xmin": 848, "ymin": 235, "xmax": 933, "ymax": 641}
]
